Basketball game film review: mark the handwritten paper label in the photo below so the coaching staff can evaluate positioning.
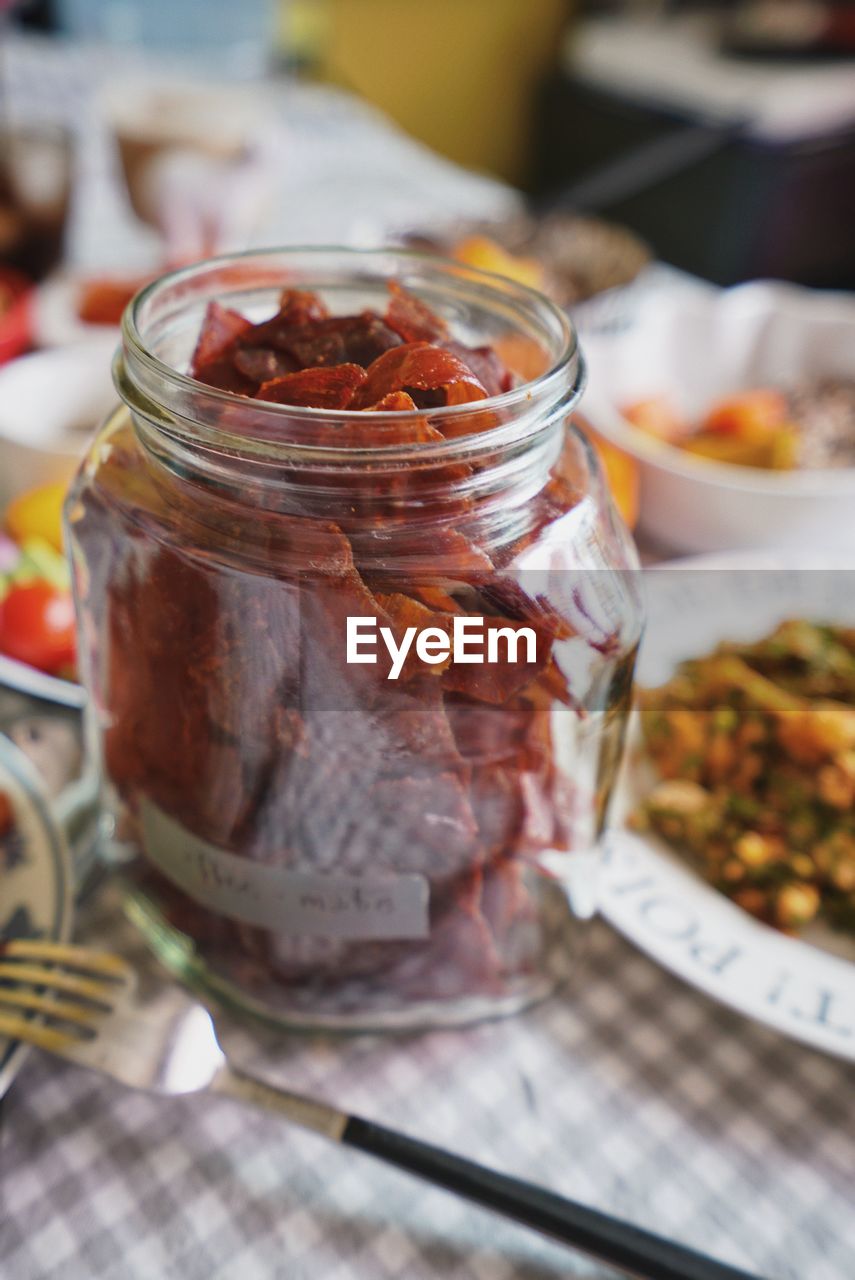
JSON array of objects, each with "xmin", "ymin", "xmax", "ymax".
[{"xmin": 140, "ymin": 800, "xmax": 429, "ymax": 941}]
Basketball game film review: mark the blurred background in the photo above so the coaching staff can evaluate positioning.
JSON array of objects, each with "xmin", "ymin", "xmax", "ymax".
[
  {"xmin": 1, "ymin": 0, "xmax": 855, "ymax": 566},
  {"xmin": 4, "ymin": 0, "xmax": 855, "ymax": 286}
]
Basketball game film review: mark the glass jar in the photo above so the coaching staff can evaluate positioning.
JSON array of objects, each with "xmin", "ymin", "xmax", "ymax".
[{"xmin": 66, "ymin": 248, "xmax": 642, "ymax": 1030}]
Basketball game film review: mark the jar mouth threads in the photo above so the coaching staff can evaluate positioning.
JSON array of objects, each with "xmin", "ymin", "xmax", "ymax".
[{"xmin": 118, "ymin": 247, "xmax": 580, "ymax": 460}]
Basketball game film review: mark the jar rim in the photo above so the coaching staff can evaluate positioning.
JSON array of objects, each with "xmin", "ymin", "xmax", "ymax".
[{"xmin": 120, "ymin": 246, "xmax": 581, "ymax": 454}]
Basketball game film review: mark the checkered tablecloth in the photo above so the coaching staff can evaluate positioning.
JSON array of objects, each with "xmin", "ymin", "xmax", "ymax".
[{"xmin": 2, "ymin": 877, "xmax": 855, "ymax": 1280}]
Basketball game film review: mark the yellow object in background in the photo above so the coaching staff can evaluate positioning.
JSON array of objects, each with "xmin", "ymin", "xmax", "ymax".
[
  {"xmin": 452, "ymin": 236, "xmax": 545, "ymax": 291},
  {"xmin": 575, "ymin": 419, "xmax": 639, "ymax": 531},
  {"xmin": 593, "ymin": 436, "xmax": 639, "ymax": 532},
  {"xmin": 298, "ymin": 0, "xmax": 568, "ymax": 184},
  {"xmin": 5, "ymin": 481, "xmax": 67, "ymax": 555}
]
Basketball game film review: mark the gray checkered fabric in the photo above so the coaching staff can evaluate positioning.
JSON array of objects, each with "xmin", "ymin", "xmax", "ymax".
[{"xmin": 2, "ymin": 884, "xmax": 854, "ymax": 1280}]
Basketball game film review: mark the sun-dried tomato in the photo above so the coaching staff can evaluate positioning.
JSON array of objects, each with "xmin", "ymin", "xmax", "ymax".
[
  {"xmin": 233, "ymin": 346, "xmax": 298, "ymax": 385},
  {"xmin": 251, "ymin": 319, "xmax": 348, "ymax": 366},
  {"xmin": 256, "ymin": 364, "xmax": 367, "ymax": 409},
  {"xmin": 480, "ymin": 579, "xmax": 577, "ymax": 642},
  {"xmin": 278, "ymin": 288, "xmax": 329, "ymax": 325},
  {"xmin": 442, "ymin": 615, "xmax": 551, "ymax": 704},
  {"xmin": 192, "ymin": 359, "xmax": 256, "ymax": 395},
  {"xmin": 443, "ymin": 340, "xmax": 515, "ymax": 397},
  {"xmin": 187, "ymin": 290, "xmax": 498, "ymax": 429},
  {"xmin": 385, "ymin": 281, "xmax": 449, "ymax": 344},
  {"xmin": 239, "ymin": 311, "xmax": 402, "ymax": 373},
  {"xmin": 351, "ymin": 342, "xmax": 487, "ymax": 410},
  {"xmin": 335, "ymin": 313, "xmax": 404, "ymax": 367},
  {"xmin": 190, "ymin": 301, "xmax": 252, "ymax": 376},
  {"xmin": 375, "ymin": 591, "xmax": 454, "ymax": 680},
  {"xmin": 364, "ymin": 391, "xmax": 418, "ymax": 412}
]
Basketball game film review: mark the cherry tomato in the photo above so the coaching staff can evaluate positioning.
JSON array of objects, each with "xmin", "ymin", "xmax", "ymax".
[{"xmin": 0, "ymin": 581, "xmax": 76, "ymax": 675}]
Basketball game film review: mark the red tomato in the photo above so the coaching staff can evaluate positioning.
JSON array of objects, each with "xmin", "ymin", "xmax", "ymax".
[
  {"xmin": 0, "ymin": 267, "xmax": 34, "ymax": 365},
  {"xmin": 0, "ymin": 582, "xmax": 76, "ymax": 675}
]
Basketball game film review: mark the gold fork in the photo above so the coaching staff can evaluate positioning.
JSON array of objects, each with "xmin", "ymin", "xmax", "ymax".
[
  {"xmin": 0, "ymin": 940, "xmax": 133, "ymax": 1053},
  {"xmin": 0, "ymin": 939, "xmax": 760, "ymax": 1280}
]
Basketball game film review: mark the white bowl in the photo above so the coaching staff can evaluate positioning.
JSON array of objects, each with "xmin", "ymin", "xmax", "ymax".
[
  {"xmin": 581, "ymin": 278, "xmax": 855, "ymax": 555},
  {"xmin": 0, "ymin": 340, "xmax": 118, "ymax": 505}
]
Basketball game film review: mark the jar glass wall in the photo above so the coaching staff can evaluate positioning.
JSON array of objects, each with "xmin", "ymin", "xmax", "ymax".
[{"xmin": 66, "ymin": 249, "xmax": 642, "ymax": 1030}]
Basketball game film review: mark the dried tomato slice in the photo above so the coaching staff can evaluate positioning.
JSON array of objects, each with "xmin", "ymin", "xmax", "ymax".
[
  {"xmin": 375, "ymin": 591, "xmax": 454, "ymax": 679},
  {"xmin": 252, "ymin": 712, "xmax": 480, "ymax": 880},
  {"xmin": 352, "ymin": 527, "xmax": 492, "ymax": 581},
  {"xmin": 288, "ymin": 327, "xmax": 351, "ymax": 368},
  {"xmin": 104, "ymin": 546, "xmax": 305, "ymax": 849},
  {"xmin": 479, "ymin": 579, "xmax": 577, "ymax": 642},
  {"xmin": 240, "ymin": 310, "xmax": 402, "ymax": 372},
  {"xmin": 337, "ymin": 313, "xmax": 404, "ymax": 367},
  {"xmin": 468, "ymin": 766, "xmax": 524, "ymax": 854},
  {"xmin": 352, "ymin": 342, "xmax": 487, "ymax": 410},
  {"xmin": 480, "ymin": 858, "xmax": 540, "ymax": 963},
  {"xmin": 445, "ymin": 699, "xmax": 550, "ymax": 771},
  {"xmin": 233, "ymin": 346, "xmax": 298, "ymax": 386},
  {"xmin": 352, "ymin": 392, "xmax": 464, "ymax": 449},
  {"xmin": 190, "ymin": 301, "xmax": 252, "ymax": 375},
  {"xmin": 282, "ymin": 314, "xmax": 400, "ymax": 369},
  {"xmin": 323, "ymin": 417, "xmax": 446, "ymax": 449},
  {"xmin": 192, "ymin": 359, "xmax": 256, "ymax": 396},
  {"xmin": 278, "ymin": 288, "xmax": 329, "ymax": 325},
  {"xmin": 443, "ymin": 340, "xmax": 515, "ymax": 397},
  {"xmin": 442, "ymin": 615, "xmax": 550, "ymax": 704},
  {"xmin": 365, "ymin": 391, "xmax": 419, "ymax": 412},
  {"xmin": 365, "ymin": 772, "xmax": 481, "ymax": 878},
  {"xmin": 256, "ymin": 364, "xmax": 367, "ymax": 409},
  {"xmin": 385, "ymin": 281, "xmax": 449, "ymax": 343}
]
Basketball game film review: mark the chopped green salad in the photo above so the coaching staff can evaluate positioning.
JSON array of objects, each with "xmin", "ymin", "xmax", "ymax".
[{"xmin": 633, "ymin": 621, "xmax": 855, "ymax": 935}]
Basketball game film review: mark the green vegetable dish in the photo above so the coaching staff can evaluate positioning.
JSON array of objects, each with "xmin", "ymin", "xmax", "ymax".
[{"xmin": 632, "ymin": 621, "xmax": 855, "ymax": 936}]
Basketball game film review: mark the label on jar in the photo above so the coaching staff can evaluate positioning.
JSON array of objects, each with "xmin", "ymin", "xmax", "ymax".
[{"xmin": 140, "ymin": 800, "xmax": 430, "ymax": 940}]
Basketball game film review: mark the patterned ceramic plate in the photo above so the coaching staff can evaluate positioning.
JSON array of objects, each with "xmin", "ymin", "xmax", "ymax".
[
  {"xmin": 0, "ymin": 654, "xmax": 85, "ymax": 710},
  {"xmin": 601, "ymin": 551, "xmax": 855, "ymax": 1060},
  {"xmin": 0, "ymin": 733, "xmax": 73, "ymax": 1098}
]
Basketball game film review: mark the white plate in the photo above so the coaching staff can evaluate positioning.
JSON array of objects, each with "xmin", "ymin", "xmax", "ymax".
[
  {"xmin": 0, "ymin": 340, "xmax": 117, "ymax": 507},
  {"xmin": 601, "ymin": 550, "xmax": 855, "ymax": 1060},
  {"xmin": 0, "ymin": 655, "xmax": 85, "ymax": 709},
  {"xmin": 0, "ymin": 734, "xmax": 74, "ymax": 1097}
]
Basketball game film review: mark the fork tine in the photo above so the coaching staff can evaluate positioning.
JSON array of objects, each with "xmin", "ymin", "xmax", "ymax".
[
  {"xmin": 1, "ymin": 941, "xmax": 133, "ymax": 982},
  {"xmin": 0, "ymin": 1008, "xmax": 87, "ymax": 1053},
  {"xmin": 0, "ymin": 987, "xmax": 106, "ymax": 1026},
  {"xmin": 0, "ymin": 962, "xmax": 121, "ymax": 1005}
]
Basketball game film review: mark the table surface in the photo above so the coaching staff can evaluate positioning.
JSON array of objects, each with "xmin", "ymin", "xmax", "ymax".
[
  {"xmin": 2, "ymin": 33, "xmax": 855, "ymax": 1280},
  {"xmin": 3, "ymin": 880, "xmax": 855, "ymax": 1280}
]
